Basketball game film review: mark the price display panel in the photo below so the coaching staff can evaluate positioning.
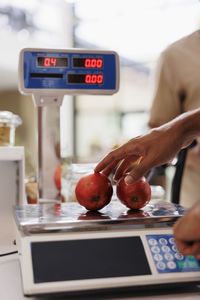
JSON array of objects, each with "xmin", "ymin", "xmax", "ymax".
[
  {"xmin": 31, "ymin": 237, "xmax": 151, "ymax": 283},
  {"xmin": 19, "ymin": 48, "xmax": 119, "ymax": 95}
]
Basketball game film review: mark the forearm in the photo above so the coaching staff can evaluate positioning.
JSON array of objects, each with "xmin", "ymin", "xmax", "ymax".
[{"xmin": 165, "ymin": 108, "xmax": 200, "ymax": 148}]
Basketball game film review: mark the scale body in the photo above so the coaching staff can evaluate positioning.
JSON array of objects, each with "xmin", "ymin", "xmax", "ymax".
[
  {"xmin": 17, "ymin": 48, "xmax": 200, "ymax": 296},
  {"xmin": 14, "ymin": 200, "xmax": 200, "ymax": 296}
]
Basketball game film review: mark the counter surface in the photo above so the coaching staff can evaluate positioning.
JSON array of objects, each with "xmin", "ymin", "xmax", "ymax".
[{"xmin": 0, "ymin": 254, "xmax": 200, "ymax": 300}]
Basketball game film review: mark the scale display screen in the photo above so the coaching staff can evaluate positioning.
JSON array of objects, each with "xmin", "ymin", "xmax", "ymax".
[
  {"xmin": 19, "ymin": 49, "xmax": 119, "ymax": 94},
  {"xmin": 68, "ymin": 73, "xmax": 103, "ymax": 84},
  {"xmin": 72, "ymin": 57, "xmax": 103, "ymax": 68},
  {"xmin": 37, "ymin": 57, "xmax": 68, "ymax": 68},
  {"xmin": 31, "ymin": 236, "xmax": 151, "ymax": 283}
]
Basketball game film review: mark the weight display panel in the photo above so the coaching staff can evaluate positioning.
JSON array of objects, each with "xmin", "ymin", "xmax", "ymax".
[
  {"xmin": 21, "ymin": 50, "xmax": 118, "ymax": 92},
  {"xmin": 37, "ymin": 57, "xmax": 68, "ymax": 68},
  {"xmin": 31, "ymin": 236, "xmax": 151, "ymax": 283},
  {"xmin": 146, "ymin": 234, "xmax": 200, "ymax": 273},
  {"xmin": 72, "ymin": 57, "xmax": 103, "ymax": 68}
]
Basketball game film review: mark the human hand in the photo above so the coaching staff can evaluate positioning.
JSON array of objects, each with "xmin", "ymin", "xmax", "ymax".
[
  {"xmin": 95, "ymin": 125, "xmax": 184, "ymax": 185},
  {"xmin": 173, "ymin": 201, "xmax": 200, "ymax": 256}
]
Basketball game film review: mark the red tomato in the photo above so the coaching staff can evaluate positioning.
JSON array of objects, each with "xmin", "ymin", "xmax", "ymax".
[
  {"xmin": 75, "ymin": 172, "xmax": 113, "ymax": 211},
  {"xmin": 116, "ymin": 176, "xmax": 151, "ymax": 210},
  {"xmin": 54, "ymin": 165, "xmax": 61, "ymax": 190}
]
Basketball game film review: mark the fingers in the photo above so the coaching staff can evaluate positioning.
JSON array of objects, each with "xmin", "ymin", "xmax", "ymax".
[
  {"xmin": 175, "ymin": 240, "xmax": 200, "ymax": 256},
  {"xmin": 113, "ymin": 155, "xmax": 141, "ymax": 181},
  {"xmin": 94, "ymin": 149, "xmax": 122, "ymax": 173},
  {"xmin": 94, "ymin": 140, "xmax": 149, "ymax": 183},
  {"xmin": 101, "ymin": 159, "xmax": 120, "ymax": 177},
  {"xmin": 123, "ymin": 157, "xmax": 153, "ymax": 184},
  {"xmin": 95, "ymin": 150, "xmax": 152, "ymax": 185},
  {"xmin": 95, "ymin": 141, "xmax": 144, "ymax": 174}
]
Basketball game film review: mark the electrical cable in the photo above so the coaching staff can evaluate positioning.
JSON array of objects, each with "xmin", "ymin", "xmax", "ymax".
[{"xmin": 0, "ymin": 251, "xmax": 18, "ymax": 257}]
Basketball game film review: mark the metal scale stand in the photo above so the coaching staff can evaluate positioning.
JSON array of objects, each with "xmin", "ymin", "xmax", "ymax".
[{"xmin": 15, "ymin": 48, "xmax": 200, "ymax": 297}]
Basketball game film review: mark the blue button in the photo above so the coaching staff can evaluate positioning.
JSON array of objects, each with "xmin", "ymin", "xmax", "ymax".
[
  {"xmin": 164, "ymin": 253, "xmax": 174, "ymax": 261},
  {"xmin": 151, "ymin": 246, "xmax": 160, "ymax": 254},
  {"xmin": 159, "ymin": 238, "xmax": 168, "ymax": 245},
  {"xmin": 156, "ymin": 261, "xmax": 166, "ymax": 270},
  {"xmin": 154, "ymin": 254, "xmax": 163, "ymax": 261},
  {"xmin": 161, "ymin": 245, "xmax": 170, "ymax": 253},
  {"xmin": 149, "ymin": 238, "xmax": 157, "ymax": 246}
]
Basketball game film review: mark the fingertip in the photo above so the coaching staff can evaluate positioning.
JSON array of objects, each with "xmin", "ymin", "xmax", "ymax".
[
  {"xmin": 94, "ymin": 166, "xmax": 101, "ymax": 173},
  {"xmin": 124, "ymin": 175, "xmax": 135, "ymax": 185}
]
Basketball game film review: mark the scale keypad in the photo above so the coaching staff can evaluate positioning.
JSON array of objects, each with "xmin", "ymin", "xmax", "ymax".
[{"xmin": 146, "ymin": 234, "xmax": 200, "ymax": 273}]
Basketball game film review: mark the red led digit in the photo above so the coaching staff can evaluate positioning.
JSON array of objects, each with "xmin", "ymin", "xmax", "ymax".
[
  {"xmin": 51, "ymin": 58, "xmax": 56, "ymax": 67},
  {"xmin": 85, "ymin": 59, "xmax": 90, "ymax": 68},
  {"xmin": 44, "ymin": 57, "xmax": 51, "ymax": 67},
  {"xmin": 91, "ymin": 59, "xmax": 96, "ymax": 68},
  {"xmin": 97, "ymin": 74, "xmax": 103, "ymax": 84},
  {"xmin": 91, "ymin": 74, "xmax": 96, "ymax": 83},
  {"xmin": 85, "ymin": 74, "xmax": 91, "ymax": 83},
  {"xmin": 97, "ymin": 59, "xmax": 103, "ymax": 68}
]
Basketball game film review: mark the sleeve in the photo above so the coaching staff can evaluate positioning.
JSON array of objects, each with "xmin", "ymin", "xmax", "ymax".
[{"xmin": 148, "ymin": 50, "xmax": 181, "ymax": 128}]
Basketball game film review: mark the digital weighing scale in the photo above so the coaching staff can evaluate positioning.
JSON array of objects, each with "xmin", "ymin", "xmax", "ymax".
[{"xmin": 16, "ymin": 48, "xmax": 200, "ymax": 296}]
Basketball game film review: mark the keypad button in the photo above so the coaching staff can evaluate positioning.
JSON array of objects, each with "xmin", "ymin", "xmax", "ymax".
[
  {"xmin": 172, "ymin": 245, "xmax": 178, "ymax": 252},
  {"xmin": 154, "ymin": 254, "xmax": 163, "ymax": 261},
  {"xmin": 175, "ymin": 253, "xmax": 184, "ymax": 260},
  {"xmin": 169, "ymin": 237, "xmax": 175, "ymax": 244},
  {"xmin": 156, "ymin": 261, "xmax": 166, "ymax": 270},
  {"xmin": 159, "ymin": 238, "xmax": 168, "ymax": 245},
  {"xmin": 151, "ymin": 246, "xmax": 160, "ymax": 254},
  {"xmin": 164, "ymin": 253, "xmax": 174, "ymax": 261},
  {"xmin": 149, "ymin": 238, "xmax": 157, "ymax": 246},
  {"xmin": 161, "ymin": 245, "xmax": 170, "ymax": 253},
  {"xmin": 167, "ymin": 261, "xmax": 176, "ymax": 270}
]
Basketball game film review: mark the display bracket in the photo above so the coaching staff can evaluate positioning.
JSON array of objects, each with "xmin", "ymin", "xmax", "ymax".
[{"xmin": 33, "ymin": 94, "xmax": 64, "ymax": 107}]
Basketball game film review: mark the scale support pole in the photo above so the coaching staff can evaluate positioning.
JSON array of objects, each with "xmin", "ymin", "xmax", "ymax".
[{"xmin": 33, "ymin": 95, "xmax": 64, "ymax": 201}]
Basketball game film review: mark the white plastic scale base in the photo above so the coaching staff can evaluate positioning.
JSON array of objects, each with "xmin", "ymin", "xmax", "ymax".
[{"xmin": 14, "ymin": 201, "xmax": 200, "ymax": 296}]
